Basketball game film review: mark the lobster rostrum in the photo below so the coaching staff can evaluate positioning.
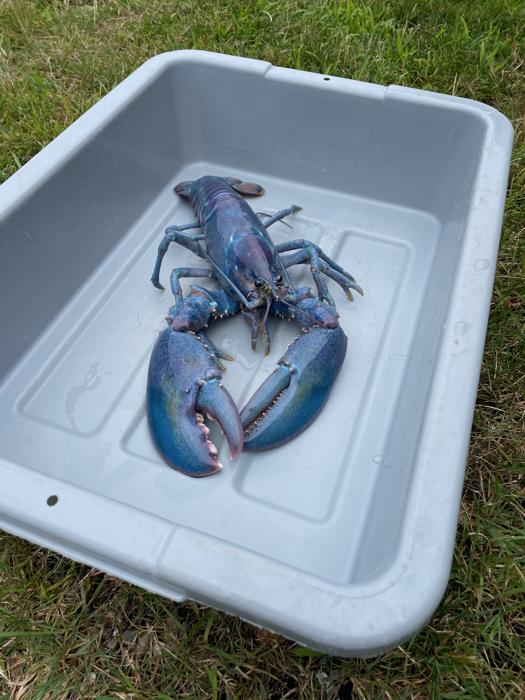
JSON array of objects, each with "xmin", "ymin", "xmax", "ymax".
[{"xmin": 148, "ymin": 175, "xmax": 362, "ymax": 477}]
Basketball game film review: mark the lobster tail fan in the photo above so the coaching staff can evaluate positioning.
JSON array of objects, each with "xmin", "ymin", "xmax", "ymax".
[
  {"xmin": 174, "ymin": 180, "xmax": 194, "ymax": 198},
  {"xmin": 224, "ymin": 176, "xmax": 265, "ymax": 197},
  {"xmin": 231, "ymin": 181, "xmax": 265, "ymax": 196}
]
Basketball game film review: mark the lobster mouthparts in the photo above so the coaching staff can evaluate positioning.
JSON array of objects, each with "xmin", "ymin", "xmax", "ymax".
[
  {"xmin": 241, "ymin": 325, "xmax": 348, "ymax": 450},
  {"xmin": 147, "ymin": 328, "xmax": 243, "ymax": 477}
]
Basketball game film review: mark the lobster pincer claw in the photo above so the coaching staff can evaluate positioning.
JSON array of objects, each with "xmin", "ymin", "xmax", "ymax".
[
  {"xmin": 147, "ymin": 327, "xmax": 243, "ymax": 477},
  {"xmin": 241, "ymin": 295, "xmax": 348, "ymax": 451}
]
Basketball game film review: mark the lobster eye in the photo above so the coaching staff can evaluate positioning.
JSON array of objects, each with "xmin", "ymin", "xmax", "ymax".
[
  {"xmin": 275, "ymin": 274, "xmax": 283, "ymax": 283},
  {"xmin": 254, "ymin": 279, "xmax": 265, "ymax": 288}
]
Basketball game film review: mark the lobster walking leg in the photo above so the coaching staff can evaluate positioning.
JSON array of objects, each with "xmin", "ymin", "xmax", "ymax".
[
  {"xmin": 151, "ymin": 226, "xmax": 206, "ymax": 289},
  {"xmin": 259, "ymin": 205, "xmax": 302, "ymax": 229},
  {"xmin": 197, "ymin": 332, "xmax": 234, "ymax": 367},
  {"xmin": 275, "ymin": 239, "xmax": 363, "ymax": 295},
  {"xmin": 169, "ymin": 267, "xmax": 215, "ymax": 297},
  {"xmin": 280, "ymin": 249, "xmax": 362, "ymax": 302},
  {"xmin": 171, "ymin": 222, "xmax": 201, "ymax": 231},
  {"xmin": 153, "ymin": 221, "xmax": 259, "ymax": 310},
  {"xmin": 318, "ymin": 261, "xmax": 362, "ymax": 301},
  {"xmin": 280, "ymin": 248, "xmax": 335, "ymax": 306}
]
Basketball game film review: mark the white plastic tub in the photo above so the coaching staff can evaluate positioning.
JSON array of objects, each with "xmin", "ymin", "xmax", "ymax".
[{"xmin": 0, "ymin": 51, "xmax": 513, "ymax": 656}]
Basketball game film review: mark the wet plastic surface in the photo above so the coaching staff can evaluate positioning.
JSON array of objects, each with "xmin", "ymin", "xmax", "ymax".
[{"xmin": 0, "ymin": 51, "xmax": 513, "ymax": 656}]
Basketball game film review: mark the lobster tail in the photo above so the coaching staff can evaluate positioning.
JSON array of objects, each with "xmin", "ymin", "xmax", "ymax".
[{"xmin": 174, "ymin": 180, "xmax": 194, "ymax": 198}]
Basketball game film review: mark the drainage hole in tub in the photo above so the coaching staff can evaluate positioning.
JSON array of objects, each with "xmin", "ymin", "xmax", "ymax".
[
  {"xmin": 323, "ymin": 76, "xmax": 330, "ymax": 81},
  {"xmin": 47, "ymin": 495, "xmax": 59, "ymax": 507}
]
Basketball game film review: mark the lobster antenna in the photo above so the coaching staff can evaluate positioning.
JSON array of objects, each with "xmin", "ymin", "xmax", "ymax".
[
  {"xmin": 277, "ymin": 256, "xmax": 295, "ymax": 292},
  {"xmin": 262, "ymin": 295, "xmax": 272, "ymax": 328}
]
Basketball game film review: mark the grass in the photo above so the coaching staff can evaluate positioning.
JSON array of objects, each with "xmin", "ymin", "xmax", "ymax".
[{"xmin": 0, "ymin": 0, "xmax": 524, "ymax": 697}]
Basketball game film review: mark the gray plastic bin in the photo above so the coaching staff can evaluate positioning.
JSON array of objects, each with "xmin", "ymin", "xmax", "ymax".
[{"xmin": 0, "ymin": 51, "xmax": 513, "ymax": 657}]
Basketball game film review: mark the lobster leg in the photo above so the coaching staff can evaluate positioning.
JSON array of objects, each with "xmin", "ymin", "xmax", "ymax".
[
  {"xmin": 153, "ymin": 221, "xmax": 257, "ymax": 309},
  {"xmin": 191, "ymin": 286, "xmax": 241, "ymax": 318},
  {"xmin": 168, "ymin": 222, "xmax": 201, "ymax": 232},
  {"xmin": 151, "ymin": 226, "xmax": 207, "ymax": 289},
  {"xmin": 281, "ymin": 249, "xmax": 362, "ymax": 302},
  {"xmin": 197, "ymin": 331, "xmax": 234, "ymax": 366},
  {"xmin": 318, "ymin": 261, "xmax": 363, "ymax": 301},
  {"xmin": 195, "ymin": 289, "xmax": 239, "ymax": 364},
  {"xmin": 280, "ymin": 248, "xmax": 335, "ymax": 306},
  {"xmin": 275, "ymin": 238, "xmax": 363, "ymax": 295},
  {"xmin": 169, "ymin": 267, "xmax": 215, "ymax": 297},
  {"xmin": 258, "ymin": 205, "xmax": 302, "ymax": 229}
]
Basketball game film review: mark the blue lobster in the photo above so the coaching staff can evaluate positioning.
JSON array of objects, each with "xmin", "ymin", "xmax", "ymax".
[{"xmin": 148, "ymin": 176, "xmax": 362, "ymax": 477}]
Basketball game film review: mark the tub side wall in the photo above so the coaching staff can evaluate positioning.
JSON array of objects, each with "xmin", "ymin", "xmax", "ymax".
[
  {"xmin": 0, "ymin": 69, "xmax": 181, "ymax": 382},
  {"xmin": 352, "ymin": 106, "xmax": 491, "ymax": 583}
]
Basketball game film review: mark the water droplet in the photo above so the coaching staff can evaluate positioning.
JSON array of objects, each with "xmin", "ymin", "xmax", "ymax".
[
  {"xmin": 474, "ymin": 259, "xmax": 489, "ymax": 270},
  {"xmin": 373, "ymin": 455, "xmax": 383, "ymax": 464},
  {"xmin": 454, "ymin": 321, "xmax": 469, "ymax": 335}
]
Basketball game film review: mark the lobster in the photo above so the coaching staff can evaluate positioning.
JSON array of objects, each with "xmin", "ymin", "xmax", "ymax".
[{"xmin": 148, "ymin": 176, "xmax": 362, "ymax": 477}]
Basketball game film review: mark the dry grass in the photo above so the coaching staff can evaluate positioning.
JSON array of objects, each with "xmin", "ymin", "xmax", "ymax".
[{"xmin": 0, "ymin": 0, "xmax": 524, "ymax": 697}]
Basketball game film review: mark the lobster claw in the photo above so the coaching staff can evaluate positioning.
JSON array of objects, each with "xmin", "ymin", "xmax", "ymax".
[
  {"xmin": 147, "ymin": 327, "xmax": 243, "ymax": 477},
  {"xmin": 241, "ymin": 297, "xmax": 348, "ymax": 450}
]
